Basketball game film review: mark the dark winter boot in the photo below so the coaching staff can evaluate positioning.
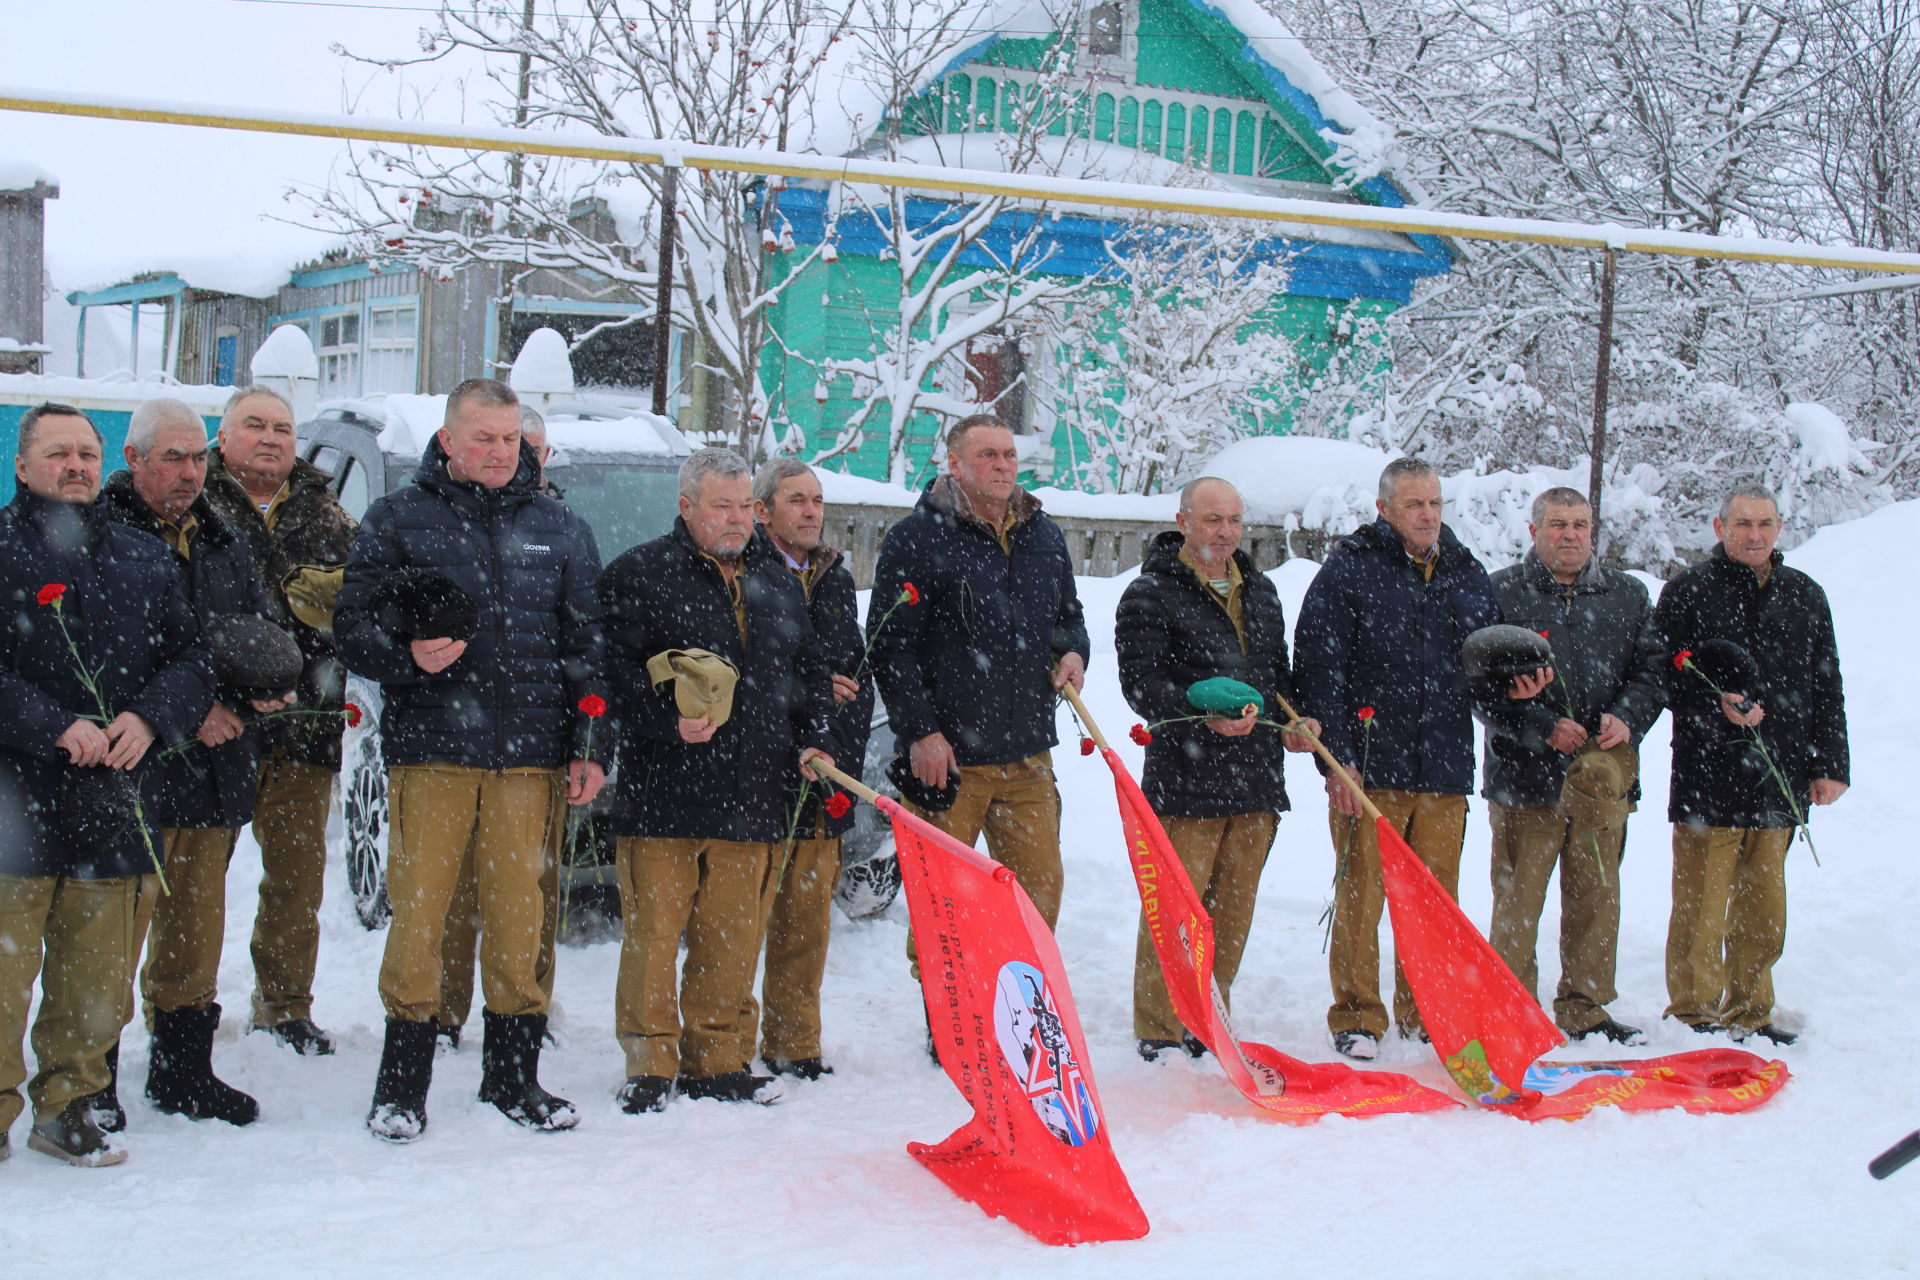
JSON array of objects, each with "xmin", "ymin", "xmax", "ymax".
[
  {"xmin": 477, "ymin": 1010, "xmax": 579, "ymax": 1132},
  {"xmin": 679, "ymin": 1069, "xmax": 786, "ymax": 1105},
  {"xmin": 28, "ymin": 1099, "xmax": 127, "ymax": 1167},
  {"xmin": 81, "ymin": 1039, "xmax": 127, "ymax": 1133},
  {"xmin": 146, "ymin": 1004, "xmax": 260, "ymax": 1126},
  {"xmin": 367, "ymin": 1017, "xmax": 437, "ymax": 1143}
]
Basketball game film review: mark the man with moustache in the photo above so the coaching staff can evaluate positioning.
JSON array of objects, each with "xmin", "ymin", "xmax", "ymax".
[
  {"xmin": 203, "ymin": 385, "xmax": 359, "ymax": 1057},
  {"xmin": 0, "ymin": 403, "xmax": 210, "ymax": 1165},
  {"xmin": 99, "ymin": 397, "xmax": 289, "ymax": 1127},
  {"xmin": 1477, "ymin": 487, "xmax": 1665, "ymax": 1045}
]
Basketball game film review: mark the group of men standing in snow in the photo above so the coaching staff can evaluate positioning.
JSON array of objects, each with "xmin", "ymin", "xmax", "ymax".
[{"xmin": 0, "ymin": 387, "xmax": 1847, "ymax": 1166}]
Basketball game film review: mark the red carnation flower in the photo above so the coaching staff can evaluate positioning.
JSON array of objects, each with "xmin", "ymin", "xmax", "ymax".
[
  {"xmin": 1673, "ymin": 650, "xmax": 1693, "ymax": 672},
  {"xmin": 901, "ymin": 581, "xmax": 921, "ymax": 606},
  {"xmin": 1129, "ymin": 724, "xmax": 1153, "ymax": 746},
  {"xmin": 36, "ymin": 583, "xmax": 66, "ymax": 606},
  {"xmin": 1357, "ymin": 706, "xmax": 1375, "ymax": 721},
  {"xmin": 824, "ymin": 791, "xmax": 853, "ymax": 819},
  {"xmin": 1538, "ymin": 630, "xmax": 1551, "ymax": 639},
  {"xmin": 1078, "ymin": 736, "xmax": 1095, "ymax": 756},
  {"xmin": 578, "ymin": 694, "xmax": 608, "ymax": 718}
]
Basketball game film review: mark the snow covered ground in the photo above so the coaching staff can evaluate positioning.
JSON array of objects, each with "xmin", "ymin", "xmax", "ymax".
[{"xmin": 8, "ymin": 504, "xmax": 1919, "ymax": 1278}]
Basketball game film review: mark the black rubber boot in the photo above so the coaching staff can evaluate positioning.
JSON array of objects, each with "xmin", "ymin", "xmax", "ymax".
[
  {"xmin": 83, "ymin": 1039, "xmax": 127, "ymax": 1133},
  {"xmin": 146, "ymin": 1004, "xmax": 259, "ymax": 1126},
  {"xmin": 478, "ymin": 1010, "xmax": 578, "ymax": 1132},
  {"xmin": 367, "ymin": 1018, "xmax": 437, "ymax": 1143}
]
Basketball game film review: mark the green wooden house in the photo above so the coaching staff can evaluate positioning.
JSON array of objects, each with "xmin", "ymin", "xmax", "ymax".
[{"xmin": 758, "ymin": 0, "xmax": 1456, "ymax": 487}]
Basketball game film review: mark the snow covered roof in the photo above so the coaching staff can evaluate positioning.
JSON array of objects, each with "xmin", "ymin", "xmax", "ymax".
[{"xmin": 0, "ymin": 157, "xmax": 59, "ymax": 195}]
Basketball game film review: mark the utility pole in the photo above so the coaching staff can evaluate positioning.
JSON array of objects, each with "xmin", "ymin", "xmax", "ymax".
[{"xmin": 1588, "ymin": 248, "xmax": 1618, "ymax": 539}]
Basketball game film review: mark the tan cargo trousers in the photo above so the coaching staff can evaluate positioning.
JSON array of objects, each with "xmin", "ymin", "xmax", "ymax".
[
  {"xmin": 1488, "ymin": 803, "xmax": 1626, "ymax": 1035},
  {"xmin": 1327, "ymin": 789, "xmax": 1468, "ymax": 1038},
  {"xmin": 742, "ymin": 834, "xmax": 841, "ymax": 1064},
  {"xmin": 378, "ymin": 765, "xmax": 562, "ymax": 1022},
  {"xmin": 248, "ymin": 754, "xmax": 336, "ymax": 1027},
  {"xmin": 0, "ymin": 874, "xmax": 137, "ymax": 1129},
  {"xmin": 435, "ymin": 783, "xmax": 566, "ymax": 1030},
  {"xmin": 1665, "ymin": 824, "xmax": 1794, "ymax": 1032},
  {"xmin": 615, "ymin": 836, "xmax": 776, "ymax": 1079},
  {"xmin": 124, "ymin": 827, "xmax": 242, "ymax": 1023},
  {"xmin": 905, "ymin": 751, "xmax": 1062, "ymax": 979},
  {"xmin": 1133, "ymin": 812, "xmax": 1279, "ymax": 1042}
]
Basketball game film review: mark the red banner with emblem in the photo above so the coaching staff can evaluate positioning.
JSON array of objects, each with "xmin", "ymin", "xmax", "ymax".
[
  {"xmin": 884, "ymin": 794, "xmax": 1149, "ymax": 1246},
  {"xmin": 1374, "ymin": 816, "xmax": 1789, "ymax": 1118},
  {"xmin": 1105, "ymin": 748, "xmax": 1460, "ymax": 1121}
]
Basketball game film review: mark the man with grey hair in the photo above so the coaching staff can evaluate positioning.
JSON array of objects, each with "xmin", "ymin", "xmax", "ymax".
[
  {"xmin": 1476, "ymin": 485, "xmax": 1666, "ymax": 1045},
  {"xmin": 737, "ymin": 457, "xmax": 873, "ymax": 1080},
  {"xmin": 96, "ymin": 397, "xmax": 288, "ymax": 1128},
  {"xmin": 1294, "ymin": 456, "xmax": 1505, "ymax": 1059},
  {"xmin": 1654, "ymin": 483, "xmax": 1847, "ymax": 1046},
  {"xmin": 338, "ymin": 376, "xmax": 606, "ymax": 1140},
  {"xmin": 202, "ymin": 384, "xmax": 359, "ymax": 1058},
  {"xmin": 597, "ymin": 447, "xmax": 837, "ymax": 1111}
]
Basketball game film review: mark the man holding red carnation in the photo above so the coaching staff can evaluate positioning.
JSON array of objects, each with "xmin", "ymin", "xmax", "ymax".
[{"xmin": 1655, "ymin": 484, "xmax": 1848, "ymax": 1046}]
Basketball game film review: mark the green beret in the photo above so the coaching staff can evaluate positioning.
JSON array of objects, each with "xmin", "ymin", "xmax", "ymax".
[{"xmin": 1187, "ymin": 677, "xmax": 1264, "ymax": 717}]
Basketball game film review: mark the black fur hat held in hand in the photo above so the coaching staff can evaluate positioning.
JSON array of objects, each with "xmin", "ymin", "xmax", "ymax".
[
  {"xmin": 207, "ymin": 613, "xmax": 304, "ymax": 700},
  {"xmin": 56, "ymin": 765, "xmax": 143, "ymax": 856},
  {"xmin": 366, "ymin": 568, "xmax": 480, "ymax": 643},
  {"xmin": 887, "ymin": 754, "xmax": 961, "ymax": 813},
  {"xmin": 1461, "ymin": 624, "xmax": 1554, "ymax": 682},
  {"xmin": 1686, "ymin": 637, "xmax": 1764, "ymax": 694}
]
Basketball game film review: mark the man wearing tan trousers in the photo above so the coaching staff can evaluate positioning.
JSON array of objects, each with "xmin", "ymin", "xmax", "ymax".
[
  {"xmin": 1655, "ymin": 484, "xmax": 1848, "ymax": 1046},
  {"xmin": 743, "ymin": 459, "xmax": 874, "ymax": 1080},
  {"xmin": 337, "ymin": 378, "xmax": 606, "ymax": 1142},
  {"xmin": 204, "ymin": 385, "xmax": 360, "ymax": 1057},
  {"xmin": 100, "ymin": 397, "xmax": 294, "ymax": 1129},
  {"xmin": 1293, "ymin": 458, "xmax": 1506, "ymax": 1060},
  {"xmin": 1476, "ymin": 487, "xmax": 1666, "ymax": 1045},
  {"xmin": 866, "ymin": 415, "xmax": 1089, "ymax": 1018},
  {"xmin": 1116, "ymin": 479, "xmax": 1319, "ymax": 1061},
  {"xmin": 1, "ymin": 402, "xmax": 213, "ymax": 1166},
  {"xmin": 597, "ymin": 448, "xmax": 836, "ymax": 1113}
]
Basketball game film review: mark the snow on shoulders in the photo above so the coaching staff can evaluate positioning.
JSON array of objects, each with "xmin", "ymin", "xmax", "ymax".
[{"xmin": 0, "ymin": 156, "xmax": 58, "ymax": 193}]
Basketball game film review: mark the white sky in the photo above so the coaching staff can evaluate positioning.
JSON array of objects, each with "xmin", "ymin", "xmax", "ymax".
[{"xmin": 0, "ymin": 0, "xmax": 473, "ymax": 293}]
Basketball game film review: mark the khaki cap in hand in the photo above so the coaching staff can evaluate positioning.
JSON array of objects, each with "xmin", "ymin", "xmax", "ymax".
[{"xmin": 645, "ymin": 648, "xmax": 740, "ymax": 727}]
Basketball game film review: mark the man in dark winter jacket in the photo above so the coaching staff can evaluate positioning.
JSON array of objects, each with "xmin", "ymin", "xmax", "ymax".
[
  {"xmin": 1116, "ymin": 478, "xmax": 1318, "ymax": 1061},
  {"xmin": 0, "ymin": 403, "xmax": 212, "ymax": 1167},
  {"xmin": 1655, "ymin": 484, "xmax": 1848, "ymax": 1046},
  {"xmin": 338, "ymin": 378, "xmax": 606, "ymax": 1141},
  {"xmin": 99, "ymin": 398, "xmax": 288, "ymax": 1128},
  {"xmin": 597, "ymin": 448, "xmax": 836, "ymax": 1113},
  {"xmin": 739, "ymin": 459, "xmax": 874, "ymax": 1081},
  {"xmin": 1293, "ymin": 457, "xmax": 1506, "ymax": 1060},
  {"xmin": 205, "ymin": 385, "xmax": 359, "ymax": 1057},
  {"xmin": 868, "ymin": 414, "xmax": 1089, "ymax": 969},
  {"xmin": 1477, "ymin": 487, "xmax": 1665, "ymax": 1045}
]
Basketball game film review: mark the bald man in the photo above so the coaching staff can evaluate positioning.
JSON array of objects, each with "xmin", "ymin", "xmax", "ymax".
[{"xmin": 1115, "ymin": 478, "xmax": 1317, "ymax": 1060}]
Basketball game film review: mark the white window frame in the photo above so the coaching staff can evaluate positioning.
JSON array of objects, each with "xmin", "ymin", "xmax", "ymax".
[
  {"xmin": 363, "ymin": 301, "xmax": 419, "ymax": 395},
  {"xmin": 316, "ymin": 309, "xmax": 362, "ymax": 398}
]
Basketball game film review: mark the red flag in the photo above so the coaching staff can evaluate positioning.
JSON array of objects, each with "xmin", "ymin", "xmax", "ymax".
[
  {"xmin": 1373, "ymin": 815, "xmax": 1563, "ymax": 1097},
  {"xmin": 1106, "ymin": 749, "xmax": 1459, "ymax": 1121},
  {"xmin": 883, "ymin": 795, "xmax": 1149, "ymax": 1246},
  {"xmin": 1375, "ymin": 816, "xmax": 1790, "ymax": 1117}
]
